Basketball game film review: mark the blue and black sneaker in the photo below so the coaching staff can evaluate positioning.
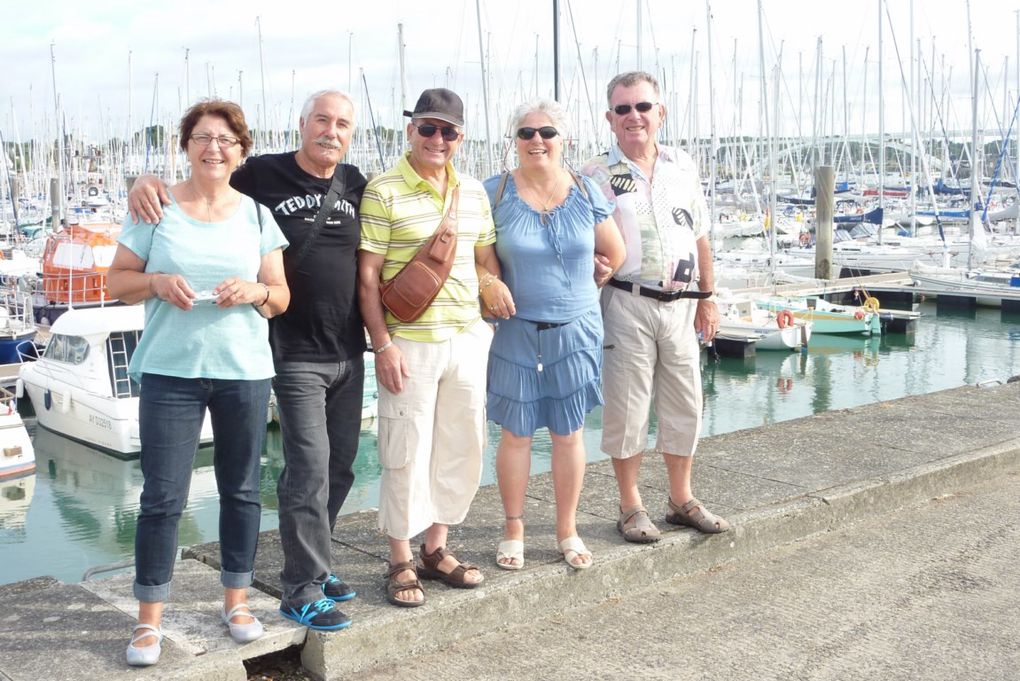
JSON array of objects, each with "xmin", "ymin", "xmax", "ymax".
[
  {"xmin": 322, "ymin": 573, "xmax": 356, "ymax": 602},
  {"xmin": 279, "ymin": 598, "xmax": 352, "ymax": 631}
]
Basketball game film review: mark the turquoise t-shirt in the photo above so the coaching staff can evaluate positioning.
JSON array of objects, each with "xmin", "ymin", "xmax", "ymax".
[{"xmin": 119, "ymin": 193, "xmax": 288, "ymax": 383}]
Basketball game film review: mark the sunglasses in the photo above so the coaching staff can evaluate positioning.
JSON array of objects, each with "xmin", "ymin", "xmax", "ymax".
[
  {"xmin": 612, "ymin": 101, "xmax": 658, "ymax": 115},
  {"xmin": 414, "ymin": 123, "xmax": 461, "ymax": 141},
  {"xmin": 516, "ymin": 126, "xmax": 559, "ymax": 140}
]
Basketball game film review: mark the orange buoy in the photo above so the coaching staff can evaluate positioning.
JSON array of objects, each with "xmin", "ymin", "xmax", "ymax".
[{"xmin": 776, "ymin": 310, "xmax": 795, "ymax": 328}]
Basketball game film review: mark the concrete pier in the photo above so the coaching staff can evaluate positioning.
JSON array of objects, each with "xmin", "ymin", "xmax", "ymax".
[{"xmin": 1, "ymin": 382, "xmax": 1018, "ymax": 680}]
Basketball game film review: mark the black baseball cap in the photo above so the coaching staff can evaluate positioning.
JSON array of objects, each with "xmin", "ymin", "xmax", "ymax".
[{"xmin": 403, "ymin": 88, "xmax": 464, "ymax": 127}]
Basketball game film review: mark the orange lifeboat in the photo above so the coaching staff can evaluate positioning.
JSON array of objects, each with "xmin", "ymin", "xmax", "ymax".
[{"xmin": 41, "ymin": 222, "xmax": 121, "ymax": 305}]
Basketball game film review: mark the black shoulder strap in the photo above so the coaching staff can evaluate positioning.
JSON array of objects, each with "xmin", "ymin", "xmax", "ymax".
[{"xmin": 289, "ymin": 165, "xmax": 345, "ymax": 272}]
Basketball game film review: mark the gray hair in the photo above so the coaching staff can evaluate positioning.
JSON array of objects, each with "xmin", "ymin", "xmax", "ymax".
[
  {"xmin": 299, "ymin": 89, "xmax": 355, "ymax": 123},
  {"xmin": 510, "ymin": 98, "xmax": 571, "ymax": 138},
  {"xmin": 605, "ymin": 71, "xmax": 660, "ymax": 106}
]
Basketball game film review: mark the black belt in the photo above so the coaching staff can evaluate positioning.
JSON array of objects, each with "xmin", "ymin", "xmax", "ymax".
[
  {"xmin": 608, "ymin": 278, "xmax": 711, "ymax": 301},
  {"xmin": 522, "ymin": 319, "xmax": 569, "ymax": 331}
]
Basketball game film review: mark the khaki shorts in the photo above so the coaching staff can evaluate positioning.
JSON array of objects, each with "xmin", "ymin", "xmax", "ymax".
[
  {"xmin": 599, "ymin": 285, "xmax": 702, "ymax": 459},
  {"xmin": 376, "ymin": 318, "xmax": 492, "ymax": 540}
]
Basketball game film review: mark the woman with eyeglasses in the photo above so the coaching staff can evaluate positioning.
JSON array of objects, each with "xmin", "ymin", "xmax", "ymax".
[
  {"xmin": 479, "ymin": 99, "xmax": 625, "ymax": 571},
  {"xmin": 107, "ymin": 99, "xmax": 290, "ymax": 667}
]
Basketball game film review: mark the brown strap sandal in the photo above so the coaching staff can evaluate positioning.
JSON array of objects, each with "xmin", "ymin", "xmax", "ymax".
[
  {"xmin": 385, "ymin": 560, "xmax": 426, "ymax": 608},
  {"xmin": 417, "ymin": 544, "xmax": 484, "ymax": 589},
  {"xmin": 664, "ymin": 497, "xmax": 731, "ymax": 534},
  {"xmin": 617, "ymin": 505, "xmax": 661, "ymax": 543}
]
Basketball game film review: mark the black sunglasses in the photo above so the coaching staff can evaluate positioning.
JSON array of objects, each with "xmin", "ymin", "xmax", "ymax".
[
  {"xmin": 414, "ymin": 123, "xmax": 460, "ymax": 141},
  {"xmin": 612, "ymin": 101, "xmax": 657, "ymax": 115},
  {"xmin": 516, "ymin": 126, "xmax": 559, "ymax": 140}
]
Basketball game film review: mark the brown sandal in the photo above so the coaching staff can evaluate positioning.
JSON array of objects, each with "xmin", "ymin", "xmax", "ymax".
[
  {"xmin": 417, "ymin": 544, "xmax": 484, "ymax": 589},
  {"xmin": 664, "ymin": 497, "xmax": 731, "ymax": 534},
  {"xmin": 617, "ymin": 505, "xmax": 661, "ymax": 543},
  {"xmin": 385, "ymin": 560, "xmax": 426, "ymax": 607}
]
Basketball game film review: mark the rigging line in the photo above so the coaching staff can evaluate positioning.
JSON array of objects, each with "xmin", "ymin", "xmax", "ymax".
[
  {"xmin": 978, "ymin": 59, "xmax": 1007, "ymax": 140},
  {"xmin": 880, "ymin": 0, "xmax": 946, "ymax": 244},
  {"xmin": 360, "ymin": 69, "xmax": 387, "ymax": 172},
  {"xmin": 980, "ymin": 95, "xmax": 1020, "ymax": 223},
  {"xmin": 564, "ymin": 0, "xmax": 597, "ymax": 141},
  {"xmin": 918, "ymin": 52, "xmax": 960, "ymax": 189}
]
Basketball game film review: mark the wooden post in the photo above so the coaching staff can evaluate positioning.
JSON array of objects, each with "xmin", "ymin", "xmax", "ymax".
[{"xmin": 814, "ymin": 165, "xmax": 834, "ymax": 280}]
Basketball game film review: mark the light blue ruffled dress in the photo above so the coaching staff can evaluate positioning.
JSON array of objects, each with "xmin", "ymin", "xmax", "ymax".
[{"xmin": 482, "ymin": 172, "xmax": 612, "ymax": 437}]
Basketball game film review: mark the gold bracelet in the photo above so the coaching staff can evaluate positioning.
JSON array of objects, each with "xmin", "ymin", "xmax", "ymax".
[{"xmin": 258, "ymin": 283, "xmax": 271, "ymax": 306}]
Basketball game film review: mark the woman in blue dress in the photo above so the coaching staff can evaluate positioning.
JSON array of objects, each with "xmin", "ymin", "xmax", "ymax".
[{"xmin": 479, "ymin": 99, "xmax": 625, "ymax": 571}]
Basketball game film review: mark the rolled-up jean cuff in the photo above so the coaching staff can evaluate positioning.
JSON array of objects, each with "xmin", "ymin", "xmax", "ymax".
[
  {"xmin": 134, "ymin": 580, "xmax": 171, "ymax": 603},
  {"xmin": 221, "ymin": 569, "xmax": 254, "ymax": 590}
]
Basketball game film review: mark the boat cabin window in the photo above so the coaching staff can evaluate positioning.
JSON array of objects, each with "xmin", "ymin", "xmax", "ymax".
[
  {"xmin": 44, "ymin": 333, "xmax": 90, "ymax": 365},
  {"xmin": 107, "ymin": 331, "xmax": 141, "ymax": 399}
]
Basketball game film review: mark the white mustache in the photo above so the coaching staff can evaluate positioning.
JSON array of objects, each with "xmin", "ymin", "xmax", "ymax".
[{"xmin": 315, "ymin": 137, "xmax": 341, "ymax": 149}]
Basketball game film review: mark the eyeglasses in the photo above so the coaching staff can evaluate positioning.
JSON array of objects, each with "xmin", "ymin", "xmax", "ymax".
[
  {"xmin": 516, "ymin": 126, "xmax": 559, "ymax": 140},
  {"xmin": 190, "ymin": 133, "xmax": 240, "ymax": 148},
  {"xmin": 413, "ymin": 123, "xmax": 461, "ymax": 141},
  {"xmin": 611, "ymin": 101, "xmax": 658, "ymax": 116}
]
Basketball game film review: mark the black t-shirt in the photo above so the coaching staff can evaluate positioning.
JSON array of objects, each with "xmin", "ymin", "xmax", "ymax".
[{"xmin": 230, "ymin": 152, "xmax": 368, "ymax": 363}]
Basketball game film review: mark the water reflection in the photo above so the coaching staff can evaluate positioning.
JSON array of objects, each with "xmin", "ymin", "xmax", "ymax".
[
  {"xmin": 3, "ymin": 301, "xmax": 1019, "ymax": 585},
  {"xmin": 0, "ymin": 474, "xmax": 35, "ymax": 536}
]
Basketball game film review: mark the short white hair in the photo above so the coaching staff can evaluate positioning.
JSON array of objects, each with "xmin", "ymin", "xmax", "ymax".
[
  {"xmin": 509, "ymin": 98, "xmax": 570, "ymax": 138},
  {"xmin": 299, "ymin": 90, "xmax": 354, "ymax": 123}
]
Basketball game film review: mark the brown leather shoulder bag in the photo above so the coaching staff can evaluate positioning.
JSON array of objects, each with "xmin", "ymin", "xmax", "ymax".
[{"xmin": 380, "ymin": 187, "xmax": 460, "ymax": 323}]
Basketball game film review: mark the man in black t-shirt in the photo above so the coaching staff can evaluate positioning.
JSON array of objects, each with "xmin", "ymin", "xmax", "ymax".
[{"xmin": 128, "ymin": 90, "xmax": 365, "ymax": 632}]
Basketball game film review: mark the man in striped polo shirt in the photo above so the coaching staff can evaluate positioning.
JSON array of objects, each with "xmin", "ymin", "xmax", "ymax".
[{"xmin": 359, "ymin": 88, "xmax": 505, "ymax": 607}]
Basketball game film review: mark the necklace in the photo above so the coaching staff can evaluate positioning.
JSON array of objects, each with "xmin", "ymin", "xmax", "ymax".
[
  {"xmin": 516, "ymin": 171, "xmax": 567, "ymax": 213},
  {"xmin": 189, "ymin": 181, "xmax": 216, "ymax": 222}
]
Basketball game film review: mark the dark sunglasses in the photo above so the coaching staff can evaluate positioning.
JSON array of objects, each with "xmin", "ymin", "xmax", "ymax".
[
  {"xmin": 414, "ymin": 123, "xmax": 460, "ymax": 141},
  {"xmin": 612, "ymin": 101, "xmax": 657, "ymax": 115},
  {"xmin": 516, "ymin": 126, "xmax": 559, "ymax": 140}
]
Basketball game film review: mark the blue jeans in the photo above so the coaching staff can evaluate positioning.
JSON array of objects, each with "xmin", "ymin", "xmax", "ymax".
[
  {"xmin": 134, "ymin": 373, "xmax": 271, "ymax": 603},
  {"xmin": 274, "ymin": 357, "xmax": 363, "ymax": 605}
]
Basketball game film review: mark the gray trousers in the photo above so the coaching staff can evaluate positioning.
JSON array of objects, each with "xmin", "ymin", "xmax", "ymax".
[{"xmin": 274, "ymin": 357, "xmax": 364, "ymax": 605}]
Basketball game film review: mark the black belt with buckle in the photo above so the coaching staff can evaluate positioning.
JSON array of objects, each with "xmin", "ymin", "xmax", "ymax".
[
  {"xmin": 533, "ymin": 320, "xmax": 568, "ymax": 331},
  {"xmin": 608, "ymin": 278, "xmax": 711, "ymax": 301}
]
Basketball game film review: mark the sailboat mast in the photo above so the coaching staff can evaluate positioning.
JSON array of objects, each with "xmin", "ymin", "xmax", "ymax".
[
  {"xmin": 909, "ymin": 0, "xmax": 917, "ymax": 236},
  {"xmin": 705, "ymin": 0, "xmax": 717, "ymax": 247},
  {"xmin": 50, "ymin": 42, "xmax": 64, "ymax": 229},
  {"xmin": 636, "ymin": 0, "xmax": 641, "ymax": 71},
  {"xmin": 473, "ymin": 0, "xmax": 494, "ymax": 176},
  {"xmin": 256, "ymin": 16, "xmax": 269, "ymax": 150},
  {"xmin": 553, "ymin": 0, "xmax": 561, "ymax": 101},
  {"xmin": 878, "ymin": 0, "xmax": 885, "ymax": 246},
  {"xmin": 969, "ymin": 49, "xmax": 980, "ymax": 271}
]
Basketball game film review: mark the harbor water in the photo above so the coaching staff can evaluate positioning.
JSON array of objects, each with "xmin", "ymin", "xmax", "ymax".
[{"xmin": 2, "ymin": 301, "xmax": 1018, "ymax": 585}]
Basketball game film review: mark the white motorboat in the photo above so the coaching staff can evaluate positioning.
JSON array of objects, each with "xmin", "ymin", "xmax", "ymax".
[
  {"xmin": 719, "ymin": 297, "xmax": 812, "ymax": 350},
  {"xmin": 0, "ymin": 386, "xmax": 34, "ymax": 479},
  {"xmin": 17, "ymin": 305, "xmax": 213, "ymax": 457},
  {"xmin": 910, "ymin": 263, "xmax": 1020, "ymax": 308}
]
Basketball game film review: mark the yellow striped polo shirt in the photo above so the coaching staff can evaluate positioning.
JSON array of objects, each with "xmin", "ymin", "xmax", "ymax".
[{"xmin": 360, "ymin": 152, "xmax": 496, "ymax": 342}]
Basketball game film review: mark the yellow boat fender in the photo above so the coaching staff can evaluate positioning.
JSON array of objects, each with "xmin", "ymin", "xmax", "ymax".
[{"xmin": 863, "ymin": 297, "xmax": 880, "ymax": 313}]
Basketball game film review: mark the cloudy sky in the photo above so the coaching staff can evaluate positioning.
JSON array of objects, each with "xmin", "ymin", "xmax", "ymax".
[{"xmin": 0, "ymin": 0, "xmax": 1016, "ymax": 145}]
